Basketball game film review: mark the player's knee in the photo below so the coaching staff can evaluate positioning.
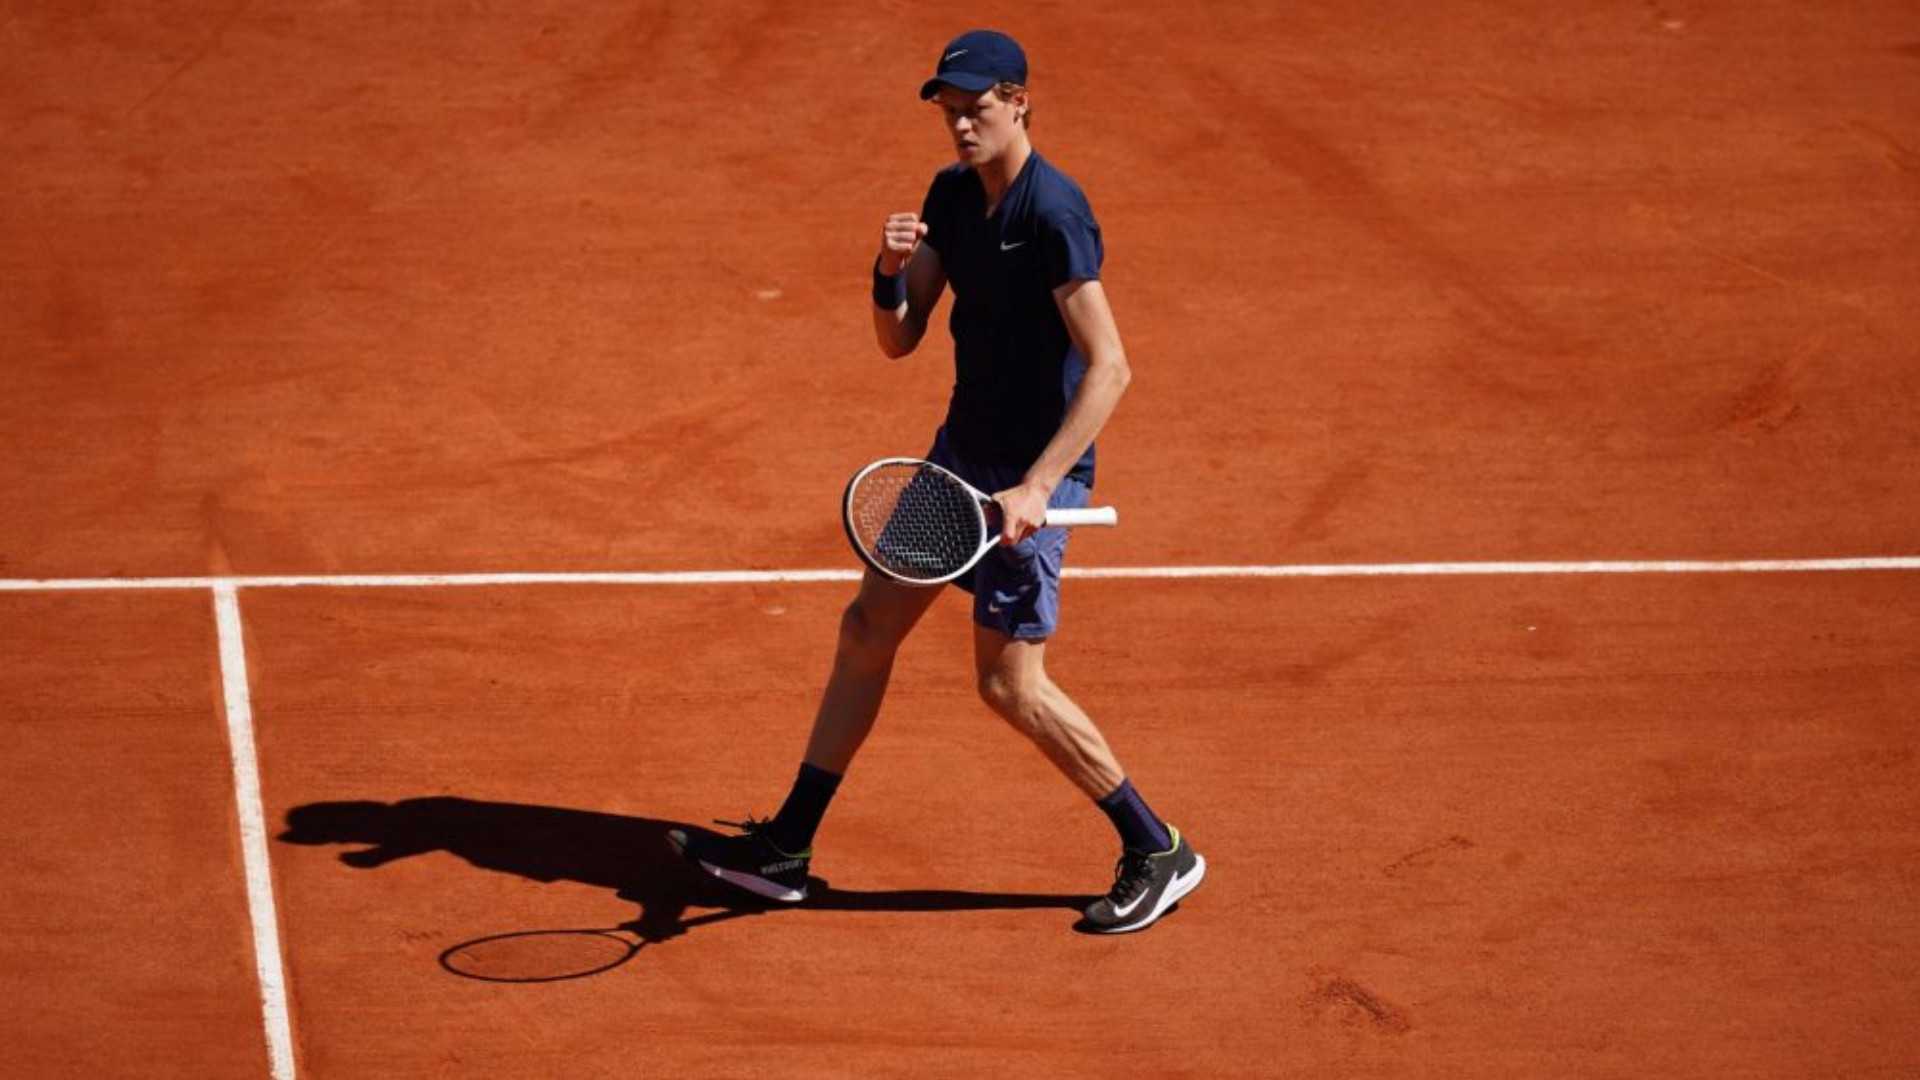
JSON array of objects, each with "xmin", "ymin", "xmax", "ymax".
[
  {"xmin": 837, "ymin": 597, "xmax": 902, "ymax": 661},
  {"xmin": 977, "ymin": 666, "xmax": 1045, "ymax": 729}
]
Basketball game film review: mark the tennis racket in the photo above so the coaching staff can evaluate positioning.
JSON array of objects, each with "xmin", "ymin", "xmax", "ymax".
[{"xmin": 842, "ymin": 457, "xmax": 1117, "ymax": 586}]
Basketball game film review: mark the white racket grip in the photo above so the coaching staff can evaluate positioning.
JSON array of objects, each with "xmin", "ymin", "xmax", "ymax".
[{"xmin": 1044, "ymin": 506, "xmax": 1118, "ymax": 528}]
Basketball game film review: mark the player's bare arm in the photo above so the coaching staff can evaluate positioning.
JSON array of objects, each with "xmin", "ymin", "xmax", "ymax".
[
  {"xmin": 994, "ymin": 278, "xmax": 1131, "ymax": 544},
  {"xmin": 872, "ymin": 212, "xmax": 947, "ymax": 359}
]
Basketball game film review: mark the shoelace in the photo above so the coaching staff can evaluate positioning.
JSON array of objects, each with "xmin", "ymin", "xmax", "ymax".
[
  {"xmin": 712, "ymin": 815, "xmax": 810, "ymax": 860},
  {"xmin": 1106, "ymin": 849, "xmax": 1157, "ymax": 905}
]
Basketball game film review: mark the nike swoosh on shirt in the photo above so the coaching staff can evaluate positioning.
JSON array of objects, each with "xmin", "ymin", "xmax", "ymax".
[{"xmin": 999, "ymin": 240, "xmax": 1026, "ymax": 251}]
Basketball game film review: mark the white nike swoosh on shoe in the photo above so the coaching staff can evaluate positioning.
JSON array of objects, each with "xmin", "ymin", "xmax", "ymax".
[
  {"xmin": 1101, "ymin": 855, "xmax": 1206, "ymax": 933},
  {"xmin": 1165, "ymin": 861, "xmax": 1203, "ymax": 904},
  {"xmin": 1111, "ymin": 884, "xmax": 1154, "ymax": 919},
  {"xmin": 1154, "ymin": 859, "xmax": 1206, "ymax": 915}
]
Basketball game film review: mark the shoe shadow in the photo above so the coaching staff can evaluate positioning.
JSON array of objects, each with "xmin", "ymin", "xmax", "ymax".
[{"xmin": 278, "ymin": 796, "xmax": 1090, "ymax": 969}]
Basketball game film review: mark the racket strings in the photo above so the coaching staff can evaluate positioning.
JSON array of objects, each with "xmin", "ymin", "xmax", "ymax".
[{"xmin": 847, "ymin": 464, "xmax": 985, "ymax": 582}]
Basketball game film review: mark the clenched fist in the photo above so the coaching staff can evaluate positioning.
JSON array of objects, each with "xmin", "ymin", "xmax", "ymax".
[{"xmin": 878, "ymin": 213, "xmax": 930, "ymax": 276}]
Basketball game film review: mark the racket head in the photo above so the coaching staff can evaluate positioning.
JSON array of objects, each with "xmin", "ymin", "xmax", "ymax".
[{"xmin": 842, "ymin": 458, "xmax": 993, "ymax": 586}]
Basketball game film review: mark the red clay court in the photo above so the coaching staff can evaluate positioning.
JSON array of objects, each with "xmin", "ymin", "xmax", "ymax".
[{"xmin": 4, "ymin": 4, "xmax": 1918, "ymax": 1077}]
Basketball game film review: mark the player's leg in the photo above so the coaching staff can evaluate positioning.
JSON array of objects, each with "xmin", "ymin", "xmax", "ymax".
[
  {"xmin": 972, "ymin": 628, "xmax": 1122, "ymax": 798},
  {"xmin": 673, "ymin": 569, "xmax": 941, "ymax": 902},
  {"xmin": 975, "ymin": 626, "xmax": 1198, "ymax": 930},
  {"xmin": 801, "ymin": 568, "xmax": 945, "ymax": 775},
  {"xmin": 967, "ymin": 493, "xmax": 1205, "ymax": 933},
  {"xmin": 971, "ymin": 627, "xmax": 1204, "ymax": 933}
]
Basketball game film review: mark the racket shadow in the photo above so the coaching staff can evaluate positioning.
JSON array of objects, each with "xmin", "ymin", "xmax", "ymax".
[{"xmin": 278, "ymin": 796, "xmax": 1090, "ymax": 963}]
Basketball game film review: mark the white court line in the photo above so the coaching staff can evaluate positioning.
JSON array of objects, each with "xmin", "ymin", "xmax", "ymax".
[
  {"xmin": 0, "ymin": 570, "xmax": 860, "ymax": 591},
  {"xmin": 1063, "ymin": 557, "xmax": 1920, "ymax": 579},
  {"xmin": 212, "ymin": 585, "xmax": 297, "ymax": 1080},
  {"xmin": 2, "ymin": 557, "xmax": 1920, "ymax": 592}
]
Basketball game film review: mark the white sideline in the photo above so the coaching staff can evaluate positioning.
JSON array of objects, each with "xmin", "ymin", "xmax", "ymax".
[
  {"xmin": 1, "ymin": 557, "xmax": 1919, "ymax": 592},
  {"xmin": 212, "ymin": 585, "xmax": 297, "ymax": 1080}
]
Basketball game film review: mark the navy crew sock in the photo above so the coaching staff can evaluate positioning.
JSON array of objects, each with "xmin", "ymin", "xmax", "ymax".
[
  {"xmin": 1096, "ymin": 778, "xmax": 1174, "ymax": 854},
  {"xmin": 765, "ymin": 763, "xmax": 841, "ymax": 855}
]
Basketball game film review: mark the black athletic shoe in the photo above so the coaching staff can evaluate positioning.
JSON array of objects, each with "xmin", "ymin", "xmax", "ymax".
[
  {"xmin": 1080, "ymin": 825, "xmax": 1206, "ymax": 934},
  {"xmin": 667, "ymin": 817, "xmax": 811, "ymax": 903}
]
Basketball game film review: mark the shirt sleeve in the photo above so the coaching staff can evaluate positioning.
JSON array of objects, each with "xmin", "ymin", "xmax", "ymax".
[
  {"xmin": 1038, "ymin": 206, "xmax": 1103, "ymax": 288},
  {"xmin": 919, "ymin": 170, "xmax": 953, "ymax": 258}
]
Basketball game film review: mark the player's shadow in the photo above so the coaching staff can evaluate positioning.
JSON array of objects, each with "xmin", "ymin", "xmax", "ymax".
[{"xmin": 278, "ymin": 796, "xmax": 1089, "ymax": 950}]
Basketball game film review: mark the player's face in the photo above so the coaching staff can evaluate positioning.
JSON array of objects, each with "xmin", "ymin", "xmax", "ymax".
[{"xmin": 933, "ymin": 85, "xmax": 1024, "ymax": 165}]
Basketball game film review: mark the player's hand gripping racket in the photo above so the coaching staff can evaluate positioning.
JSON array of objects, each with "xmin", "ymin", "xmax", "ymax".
[{"xmin": 842, "ymin": 457, "xmax": 1117, "ymax": 586}]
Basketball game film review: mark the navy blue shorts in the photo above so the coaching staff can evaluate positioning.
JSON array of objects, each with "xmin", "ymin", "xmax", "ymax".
[{"xmin": 925, "ymin": 428, "xmax": 1090, "ymax": 641}]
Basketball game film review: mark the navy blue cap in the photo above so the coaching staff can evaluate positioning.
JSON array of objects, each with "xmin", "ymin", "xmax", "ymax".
[{"xmin": 918, "ymin": 30, "xmax": 1027, "ymax": 100}]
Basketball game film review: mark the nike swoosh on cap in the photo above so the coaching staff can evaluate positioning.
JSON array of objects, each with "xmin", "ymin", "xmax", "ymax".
[{"xmin": 944, "ymin": 49, "xmax": 968, "ymax": 61}]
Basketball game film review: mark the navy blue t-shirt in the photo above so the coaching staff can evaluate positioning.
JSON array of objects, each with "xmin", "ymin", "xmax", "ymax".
[{"xmin": 919, "ymin": 151, "xmax": 1103, "ymax": 487}]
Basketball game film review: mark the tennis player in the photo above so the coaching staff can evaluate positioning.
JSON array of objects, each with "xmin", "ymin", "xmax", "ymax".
[{"xmin": 676, "ymin": 29, "xmax": 1203, "ymax": 934}]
